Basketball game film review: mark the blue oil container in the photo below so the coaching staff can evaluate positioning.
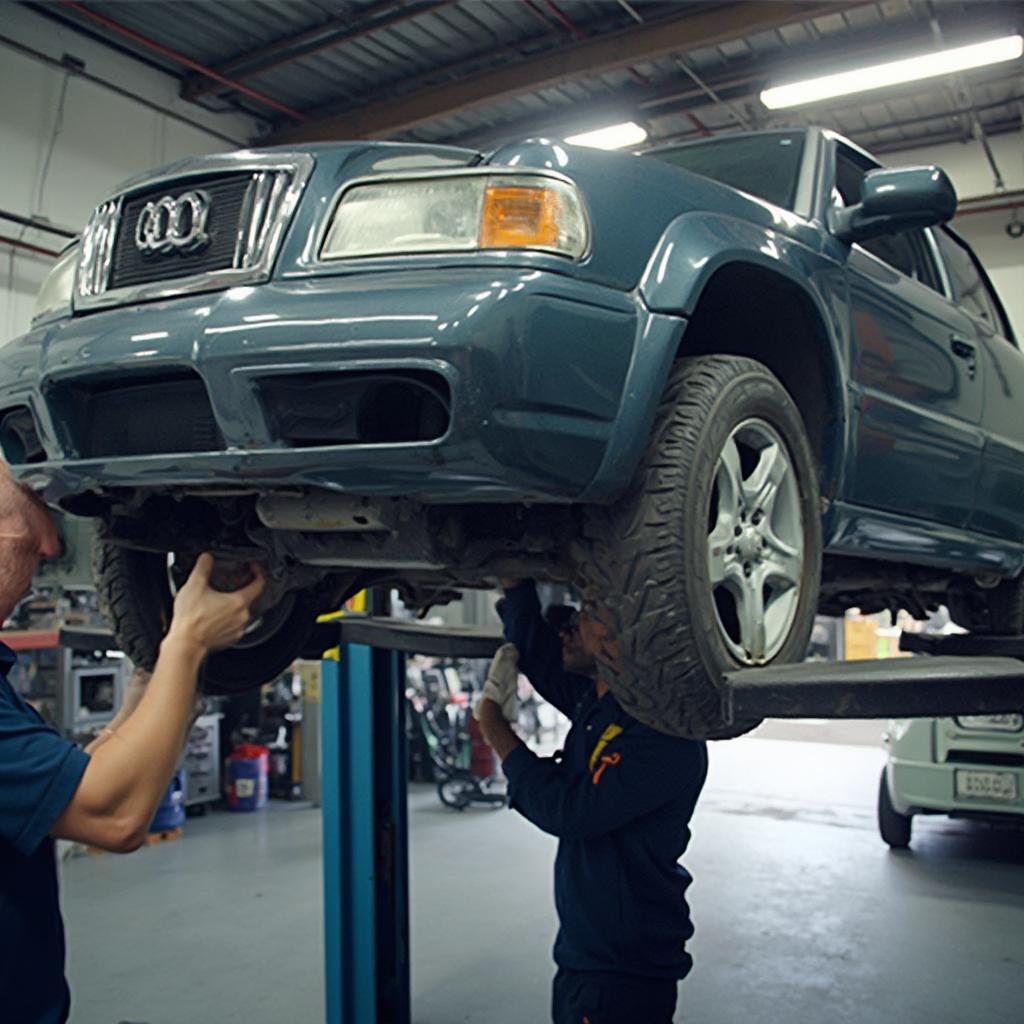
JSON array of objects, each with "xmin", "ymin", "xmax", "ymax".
[{"xmin": 150, "ymin": 768, "xmax": 185, "ymax": 832}]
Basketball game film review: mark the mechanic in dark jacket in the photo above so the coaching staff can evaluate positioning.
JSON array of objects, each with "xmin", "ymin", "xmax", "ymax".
[
  {"xmin": 475, "ymin": 579, "xmax": 707, "ymax": 1024},
  {"xmin": 0, "ymin": 462, "xmax": 264, "ymax": 1023}
]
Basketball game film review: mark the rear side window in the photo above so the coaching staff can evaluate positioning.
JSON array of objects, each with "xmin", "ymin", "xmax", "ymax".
[{"xmin": 935, "ymin": 228, "xmax": 1007, "ymax": 335}]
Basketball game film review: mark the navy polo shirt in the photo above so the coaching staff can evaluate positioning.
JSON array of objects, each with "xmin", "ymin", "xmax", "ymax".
[
  {"xmin": 0, "ymin": 643, "xmax": 89, "ymax": 1023},
  {"xmin": 498, "ymin": 583, "xmax": 707, "ymax": 980}
]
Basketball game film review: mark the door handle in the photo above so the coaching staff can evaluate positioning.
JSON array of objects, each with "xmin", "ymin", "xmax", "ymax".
[
  {"xmin": 949, "ymin": 335, "xmax": 978, "ymax": 381},
  {"xmin": 950, "ymin": 336, "xmax": 976, "ymax": 360}
]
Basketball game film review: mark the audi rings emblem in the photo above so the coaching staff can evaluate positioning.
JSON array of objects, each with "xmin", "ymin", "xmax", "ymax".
[{"xmin": 135, "ymin": 190, "xmax": 212, "ymax": 255}]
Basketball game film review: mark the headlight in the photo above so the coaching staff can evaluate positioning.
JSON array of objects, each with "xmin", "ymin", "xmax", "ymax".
[
  {"xmin": 32, "ymin": 243, "xmax": 79, "ymax": 325},
  {"xmin": 320, "ymin": 173, "xmax": 588, "ymax": 261}
]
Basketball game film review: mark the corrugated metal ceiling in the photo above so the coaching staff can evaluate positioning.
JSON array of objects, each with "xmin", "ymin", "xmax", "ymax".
[{"xmin": 25, "ymin": 0, "xmax": 1024, "ymax": 157}]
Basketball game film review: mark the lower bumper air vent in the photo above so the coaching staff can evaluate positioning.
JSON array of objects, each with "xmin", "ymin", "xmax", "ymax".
[
  {"xmin": 258, "ymin": 370, "xmax": 451, "ymax": 448},
  {"xmin": 56, "ymin": 372, "xmax": 224, "ymax": 458}
]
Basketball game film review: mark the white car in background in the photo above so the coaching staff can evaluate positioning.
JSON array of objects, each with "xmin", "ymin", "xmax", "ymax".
[{"xmin": 879, "ymin": 714, "xmax": 1024, "ymax": 848}]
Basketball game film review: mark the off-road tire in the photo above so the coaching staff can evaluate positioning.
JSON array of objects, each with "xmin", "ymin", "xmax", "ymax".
[
  {"xmin": 92, "ymin": 537, "xmax": 357, "ymax": 694},
  {"xmin": 877, "ymin": 769, "xmax": 912, "ymax": 849},
  {"xmin": 579, "ymin": 355, "xmax": 822, "ymax": 740}
]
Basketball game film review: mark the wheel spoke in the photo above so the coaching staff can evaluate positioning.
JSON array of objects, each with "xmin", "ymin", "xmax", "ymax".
[
  {"xmin": 716, "ymin": 436, "xmax": 744, "ymax": 511},
  {"xmin": 743, "ymin": 442, "xmax": 788, "ymax": 518},
  {"xmin": 735, "ymin": 568, "xmax": 768, "ymax": 662},
  {"xmin": 761, "ymin": 528, "xmax": 802, "ymax": 590},
  {"xmin": 709, "ymin": 545, "xmax": 744, "ymax": 587},
  {"xmin": 708, "ymin": 542, "xmax": 728, "ymax": 586},
  {"xmin": 708, "ymin": 510, "xmax": 738, "ymax": 566}
]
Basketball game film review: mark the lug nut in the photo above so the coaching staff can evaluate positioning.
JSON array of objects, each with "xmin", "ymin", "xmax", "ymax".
[{"xmin": 743, "ymin": 563, "xmax": 752, "ymax": 577}]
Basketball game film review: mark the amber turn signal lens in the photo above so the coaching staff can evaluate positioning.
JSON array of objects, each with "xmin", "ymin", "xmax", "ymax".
[{"xmin": 480, "ymin": 185, "xmax": 561, "ymax": 249}]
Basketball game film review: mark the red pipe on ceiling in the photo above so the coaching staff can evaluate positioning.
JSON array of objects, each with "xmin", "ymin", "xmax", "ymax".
[
  {"xmin": 0, "ymin": 235, "xmax": 61, "ymax": 259},
  {"xmin": 59, "ymin": 1, "xmax": 310, "ymax": 122}
]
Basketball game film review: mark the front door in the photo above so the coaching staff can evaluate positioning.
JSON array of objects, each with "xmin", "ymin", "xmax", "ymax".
[{"xmin": 833, "ymin": 143, "xmax": 983, "ymax": 529}]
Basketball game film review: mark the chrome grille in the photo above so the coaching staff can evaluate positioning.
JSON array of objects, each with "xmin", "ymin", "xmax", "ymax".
[
  {"xmin": 75, "ymin": 153, "xmax": 314, "ymax": 312},
  {"xmin": 110, "ymin": 174, "xmax": 252, "ymax": 288}
]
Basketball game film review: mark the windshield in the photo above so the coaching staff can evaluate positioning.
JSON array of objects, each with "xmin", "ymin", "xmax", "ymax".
[{"xmin": 645, "ymin": 131, "xmax": 806, "ymax": 211}]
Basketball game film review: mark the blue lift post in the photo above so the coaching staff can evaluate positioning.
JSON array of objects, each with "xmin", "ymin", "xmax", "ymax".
[
  {"xmin": 315, "ymin": 617, "xmax": 504, "ymax": 1024},
  {"xmin": 321, "ymin": 642, "xmax": 410, "ymax": 1024}
]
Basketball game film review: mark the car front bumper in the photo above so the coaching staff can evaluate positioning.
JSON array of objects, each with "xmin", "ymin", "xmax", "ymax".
[{"xmin": 1, "ymin": 268, "xmax": 685, "ymax": 509}]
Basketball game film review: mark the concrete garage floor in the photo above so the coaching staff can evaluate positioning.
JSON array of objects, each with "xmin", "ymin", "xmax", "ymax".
[{"xmin": 61, "ymin": 723, "xmax": 1024, "ymax": 1024}]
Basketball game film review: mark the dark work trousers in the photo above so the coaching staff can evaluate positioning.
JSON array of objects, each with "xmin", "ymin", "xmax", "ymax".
[{"xmin": 552, "ymin": 968, "xmax": 678, "ymax": 1024}]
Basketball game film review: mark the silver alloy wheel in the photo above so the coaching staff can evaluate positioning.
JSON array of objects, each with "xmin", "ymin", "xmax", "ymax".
[{"xmin": 706, "ymin": 417, "xmax": 804, "ymax": 664}]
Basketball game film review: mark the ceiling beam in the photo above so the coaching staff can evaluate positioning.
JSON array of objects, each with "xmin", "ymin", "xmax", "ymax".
[
  {"xmin": 268, "ymin": 1, "xmax": 867, "ymax": 144},
  {"xmin": 182, "ymin": 0, "xmax": 457, "ymax": 101}
]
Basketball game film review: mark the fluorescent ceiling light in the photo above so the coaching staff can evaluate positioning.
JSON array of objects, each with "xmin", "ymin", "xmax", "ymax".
[
  {"xmin": 565, "ymin": 121, "xmax": 648, "ymax": 149},
  {"xmin": 761, "ymin": 34, "xmax": 1023, "ymax": 110}
]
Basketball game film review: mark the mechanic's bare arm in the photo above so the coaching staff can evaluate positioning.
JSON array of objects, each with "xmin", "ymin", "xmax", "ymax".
[{"xmin": 51, "ymin": 555, "xmax": 264, "ymax": 852}]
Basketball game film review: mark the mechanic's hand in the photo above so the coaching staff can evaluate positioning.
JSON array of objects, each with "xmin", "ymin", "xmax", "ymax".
[
  {"xmin": 165, "ymin": 553, "xmax": 266, "ymax": 654},
  {"xmin": 473, "ymin": 642, "xmax": 520, "ymax": 722},
  {"xmin": 499, "ymin": 577, "xmax": 525, "ymax": 591}
]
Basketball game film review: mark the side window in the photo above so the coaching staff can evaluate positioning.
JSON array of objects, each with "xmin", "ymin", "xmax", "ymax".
[
  {"xmin": 935, "ymin": 228, "xmax": 1007, "ymax": 335},
  {"xmin": 860, "ymin": 231, "xmax": 938, "ymax": 286},
  {"xmin": 833, "ymin": 147, "xmax": 942, "ymax": 293}
]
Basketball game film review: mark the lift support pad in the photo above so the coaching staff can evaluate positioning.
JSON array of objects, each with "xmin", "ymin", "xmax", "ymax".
[{"xmin": 723, "ymin": 654, "xmax": 1024, "ymax": 721}]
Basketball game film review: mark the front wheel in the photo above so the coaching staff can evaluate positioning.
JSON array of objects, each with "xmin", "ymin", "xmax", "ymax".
[
  {"xmin": 579, "ymin": 355, "xmax": 822, "ymax": 740},
  {"xmin": 93, "ymin": 538, "xmax": 358, "ymax": 694}
]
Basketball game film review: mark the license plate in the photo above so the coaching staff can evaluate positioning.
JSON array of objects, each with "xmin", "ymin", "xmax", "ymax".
[
  {"xmin": 955, "ymin": 714, "xmax": 1023, "ymax": 732},
  {"xmin": 955, "ymin": 769, "xmax": 1018, "ymax": 803}
]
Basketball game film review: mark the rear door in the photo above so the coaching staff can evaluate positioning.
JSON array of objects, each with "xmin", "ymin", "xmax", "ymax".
[
  {"xmin": 833, "ymin": 142, "xmax": 983, "ymax": 528},
  {"xmin": 935, "ymin": 228, "xmax": 1024, "ymax": 542}
]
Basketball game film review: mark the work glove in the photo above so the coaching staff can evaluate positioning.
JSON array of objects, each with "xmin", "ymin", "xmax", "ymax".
[{"xmin": 473, "ymin": 642, "xmax": 520, "ymax": 723}]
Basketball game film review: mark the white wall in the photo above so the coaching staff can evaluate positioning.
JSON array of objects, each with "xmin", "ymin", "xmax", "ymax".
[
  {"xmin": 884, "ymin": 131, "xmax": 1024, "ymax": 338},
  {"xmin": 0, "ymin": 6, "xmax": 262, "ymax": 343}
]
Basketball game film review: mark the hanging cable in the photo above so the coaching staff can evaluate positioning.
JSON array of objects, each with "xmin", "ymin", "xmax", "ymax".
[{"xmin": 35, "ymin": 70, "xmax": 72, "ymax": 216}]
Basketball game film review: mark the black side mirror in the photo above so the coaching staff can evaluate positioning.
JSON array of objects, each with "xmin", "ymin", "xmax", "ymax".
[{"xmin": 831, "ymin": 166, "xmax": 957, "ymax": 244}]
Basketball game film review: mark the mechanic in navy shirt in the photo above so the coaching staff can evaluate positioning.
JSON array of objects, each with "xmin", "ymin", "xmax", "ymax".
[
  {"xmin": 476, "ymin": 579, "xmax": 707, "ymax": 1024},
  {"xmin": 0, "ymin": 462, "xmax": 265, "ymax": 1023}
]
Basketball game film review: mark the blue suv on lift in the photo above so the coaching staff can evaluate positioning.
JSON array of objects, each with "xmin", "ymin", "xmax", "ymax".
[{"xmin": 2, "ymin": 127, "xmax": 1022, "ymax": 738}]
